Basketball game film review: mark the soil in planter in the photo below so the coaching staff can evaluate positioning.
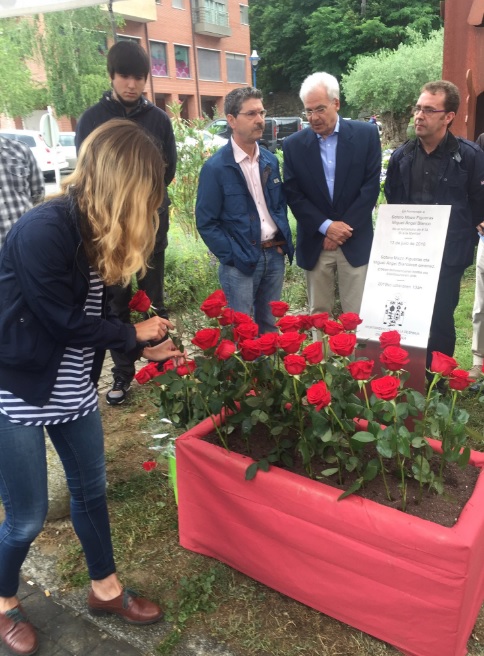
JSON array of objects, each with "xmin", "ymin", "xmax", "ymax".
[{"xmin": 204, "ymin": 423, "xmax": 480, "ymax": 528}]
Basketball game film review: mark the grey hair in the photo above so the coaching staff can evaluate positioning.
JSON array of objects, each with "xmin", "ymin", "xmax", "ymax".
[
  {"xmin": 224, "ymin": 87, "xmax": 263, "ymax": 117},
  {"xmin": 299, "ymin": 72, "xmax": 340, "ymax": 104}
]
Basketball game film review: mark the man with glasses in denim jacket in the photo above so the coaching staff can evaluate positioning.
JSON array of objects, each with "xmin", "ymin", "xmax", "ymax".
[
  {"xmin": 385, "ymin": 80, "xmax": 484, "ymax": 369},
  {"xmin": 196, "ymin": 87, "xmax": 293, "ymax": 333}
]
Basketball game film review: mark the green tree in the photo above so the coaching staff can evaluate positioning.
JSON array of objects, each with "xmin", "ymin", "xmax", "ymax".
[
  {"xmin": 36, "ymin": 7, "xmax": 117, "ymax": 118},
  {"xmin": 249, "ymin": 0, "xmax": 441, "ymax": 93},
  {"xmin": 0, "ymin": 18, "xmax": 40, "ymax": 117},
  {"xmin": 341, "ymin": 29, "xmax": 444, "ymax": 146}
]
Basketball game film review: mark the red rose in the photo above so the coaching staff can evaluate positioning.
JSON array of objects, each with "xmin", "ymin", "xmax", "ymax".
[
  {"xmin": 310, "ymin": 312, "xmax": 330, "ymax": 329},
  {"xmin": 200, "ymin": 291, "xmax": 226, "ymax": 318},
  {"xmin": 129, "ymin": 290, "xmax": 151, "ymax": 313},
  {"xmin": 233, "ymin": 311, "xmax": 253, "ymax": 325},
  {"xmin": 234, "ymin": 321, "xmax": 259, "ymax": 342},
  {"xmin": 218, "ymin": 307, "xmax": 236, "ymax": 326},
  {"xmin": 240, "ymin": 339, "xmax": 262, "ymax": 361},
  {"xmin": 215, "ymin": 339, "xmax": 237, "ymax": 360},
  {"xmin": 371, "ymin": 376, "xmax": 400, "ymax": 400},
  {"xmin": 176, "ymin": 359, "xmax": 196, "ymax": 376},
  {"xmin": 302, "ymin": 341, "xmax": 323, "ymax": 364},
  {"xmin": 163, "ymin": 359, "xmax": 176, "ymax": 372},
  {"xmin": 323, "ymin": 319, "xmax": 344, "ymax": 336},
  {"xmin": 257, "ymin": 332, "xmax": 279, "ymax": 356},
  {"xmin": 297, "ymin": 315, "xmax": 313, "ymax": 331},
  {"xmin": 347, "ymin": 360, "xmax": 374, "ymax": 381},
  {"xmin": 380, "ymin": 346, "xmax": 410, "ymax": 371},
  {"xmin": 269, "ymin": 300, "xmax": 290, "ymax": 317},
  {"xmin": 430, "ymin": 351, "xmax": 457, "ymax": 377},
  {"xmin": 329, "ymin": 333, "xmax": 357, "ymax": 357},
  {"xmin": 338, "ymin": 312, "xmax": 362, "ymax": 331},
  {"xmin": 379, "ymin": 330, "xmax": 401, "ymax": 349},
  {"xmin": 134, "ymin": 362, "xmax": 160, "ymax": 384},
  {"xmin": 449, "ymin": 369, "xmax": 472, "ymax": 391},
  {"xmin": 278, "ymin": 332, "xmax": 307, "ymax": 354},
  {"xmin": 142, "ymin": 461, "xmax": 157, "ymax": 472},
  {"xmin": 283, "ymin": 354, "xmax": 307, "ymax": 375},
  {"xmin": 307, "ymin": 381, "xmax": 331, "ymax": 410},
  {"xmin": 276, "ymin": 316, "xmax": 301, "ymax": 333},
  {"xmin": 191, "ymin": 327, "xmax": 221, "ymax": 350}
]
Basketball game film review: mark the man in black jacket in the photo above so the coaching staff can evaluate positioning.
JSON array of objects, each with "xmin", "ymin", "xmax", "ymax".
[
  {"xmin": 76, "ymin": 41, "xmax": 177, "ymax": 404},
  {"xmin": 385, "ymin": 80, "xmax": 484, "ymax": 368}
]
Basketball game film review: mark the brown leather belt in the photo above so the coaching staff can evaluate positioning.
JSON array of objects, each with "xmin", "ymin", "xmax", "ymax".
[{"xmin": 261, "ymin": 240, "xmax": 286, "ymax": 249}]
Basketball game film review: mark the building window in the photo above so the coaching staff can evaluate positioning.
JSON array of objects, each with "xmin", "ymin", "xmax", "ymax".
[
  {"xmin": 116, "ymin": 35, "xmax": 141, "ymax": 44},
  {"xmin": 198, "ymin": 48, "xmax": 221, "ymax": 81},
  {"xmin": 204, "ymin": 0, "xmax": 227, "ymax": 24},
  {"xmin": 172, "ymin": 0, "xmax": 184, "ymax": 8},
  {"xmin": 226, "ymin": 53, "xmax": 245, "ymax": 83},
  {"xmin": 240, "ymin": 4, "xmax": 249, "ymax": 25},
  {"xmin": 150, "ymin": 41, "xmax": 168, "ymax": 77},
  {"xmin": 175, "ymin": 45, "xmax": 190, "ymax": 78}
]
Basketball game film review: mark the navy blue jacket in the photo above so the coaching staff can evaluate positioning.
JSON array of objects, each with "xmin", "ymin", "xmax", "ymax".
[
  {"xmin": 195, "ymin": 141, "xmax": 293, "ymax": 276},
  {"xmin": 283, "ymin": 119, "xmax": 381, "ymax": 270},
  {"xmin": 385, "ymin": 133, "xmax": 484, "ymax": 268},
  {"xmin": 0, "ymin": 197, "xmax": 138, "ymax": 406},
  {"xmin": 75, "ymin": 92, "xmax": 177, "ymax": 251}
]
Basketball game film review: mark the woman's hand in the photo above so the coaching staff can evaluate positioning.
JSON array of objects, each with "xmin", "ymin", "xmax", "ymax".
[
  {"xmin": 142, "ymin": 338, "xmax": 183, "ymax": 362},
  {"xmin": 134, "ymin": 316, "xmax": 174, "ymax": 342}
]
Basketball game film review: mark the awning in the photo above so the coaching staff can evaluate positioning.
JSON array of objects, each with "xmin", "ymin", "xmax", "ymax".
[{"xmin": 0, "ymin": 0, "xmax": 112, "ymax": 18}]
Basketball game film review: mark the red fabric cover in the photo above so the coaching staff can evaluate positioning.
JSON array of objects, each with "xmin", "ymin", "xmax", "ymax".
[{"xmin": 177, "ymin": 415, "xmax": 484, "ymax": 656}]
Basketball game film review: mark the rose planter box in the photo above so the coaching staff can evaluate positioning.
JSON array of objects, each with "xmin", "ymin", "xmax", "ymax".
[{"xmin": 176, "ymin": 415, "xmax": 484, "ymax": 656}]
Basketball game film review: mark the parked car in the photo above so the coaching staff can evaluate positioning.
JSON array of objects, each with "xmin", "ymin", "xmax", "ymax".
[
  {"xmin": 272, "ymin": 116, "xmax": 303, "ymax": 148},
  {"xmin": 206, "ymin": 117, "xmax": 279, "ymax": 153},
  {"xmin": 58, "ymin": 132, "xmax": 77, "ymax": 170},
  {"xmin": 0, "ymin": 129, "xmax": 68, "ymax": 180}
]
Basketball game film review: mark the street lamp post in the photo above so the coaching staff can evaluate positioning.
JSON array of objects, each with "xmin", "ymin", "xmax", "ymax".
[{"xmin": 249, "ymin": 49, "xmax": 260, "ymax": 88}]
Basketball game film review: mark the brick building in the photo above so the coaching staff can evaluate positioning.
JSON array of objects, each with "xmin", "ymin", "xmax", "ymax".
[{"xmin": 59, "ymin": 0, "xmax": 252, "ymax": 127}]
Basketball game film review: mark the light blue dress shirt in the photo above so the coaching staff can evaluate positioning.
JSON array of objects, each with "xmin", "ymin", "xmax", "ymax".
[{"xmin": 317, "ymin": 117, "xmax": 340, "ymax": 235}]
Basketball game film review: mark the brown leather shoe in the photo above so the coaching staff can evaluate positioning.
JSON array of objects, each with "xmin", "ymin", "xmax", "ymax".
[
  {"xmin": 0, "ymin": 605, "xmax": 38, "ymax": 656},
  {"xmin": 87, "ymin": 588, "xmax": 163, "ymax": 625}
]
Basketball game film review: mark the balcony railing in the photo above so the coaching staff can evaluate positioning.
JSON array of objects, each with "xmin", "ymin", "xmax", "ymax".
[{"xmin": 192, "ymin": 6, "xmax": 231, "ymax": 37}]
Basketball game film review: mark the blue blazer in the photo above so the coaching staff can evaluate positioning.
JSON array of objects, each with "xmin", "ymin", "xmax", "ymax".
[{"xmin": 283, "ymin": 119, "xmax": 381, "ymax": 270}]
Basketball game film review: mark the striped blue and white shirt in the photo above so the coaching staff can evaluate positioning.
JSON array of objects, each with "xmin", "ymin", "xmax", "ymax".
[{"xmin": 0, "ymin": 268, "xmax": 103, "ymax": 426}]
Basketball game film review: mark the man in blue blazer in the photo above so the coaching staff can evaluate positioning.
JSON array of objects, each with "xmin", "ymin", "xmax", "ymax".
[{"xmin": 283, "ymin": 72, "xmax": 381, "ymax": 319}]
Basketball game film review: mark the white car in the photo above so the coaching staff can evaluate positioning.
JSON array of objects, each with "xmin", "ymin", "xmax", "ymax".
[
  {"xmin": 58, "ymin": 132, "xmax": 77, "ymax": 170},
  {"xmin": 0, "ymin": 129, "xmax": 68, "ymax": 180}
]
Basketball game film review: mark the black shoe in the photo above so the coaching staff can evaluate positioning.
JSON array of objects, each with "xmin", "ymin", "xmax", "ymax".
[{"xmin": 106, "ymin": 377, "xmax": 131, "ymax": 405}]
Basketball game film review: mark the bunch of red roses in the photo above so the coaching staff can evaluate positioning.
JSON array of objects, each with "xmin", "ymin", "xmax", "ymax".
[{"xmin": 141, "ymin": 290, "xmax": 475, "ymax": 503}]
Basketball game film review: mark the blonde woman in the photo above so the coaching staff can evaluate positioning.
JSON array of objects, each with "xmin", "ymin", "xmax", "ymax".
[{"xmin": 0, "ymin": 119, "xmax": 182, "ymax": 656}]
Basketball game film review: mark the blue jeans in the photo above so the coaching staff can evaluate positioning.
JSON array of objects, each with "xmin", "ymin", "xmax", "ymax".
[
  {"xmin": 219, "ymin": 247, "xmax": 285, "ymax": 334},
  {"xmin": 0, "ymin": 409, "xmax": 116, "ymax": 597}
]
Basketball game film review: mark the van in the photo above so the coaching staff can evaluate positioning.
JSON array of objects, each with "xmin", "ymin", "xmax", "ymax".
[
  {"xmin": 206, "ymin": 117, "xmax": 279, "ymax": 153},
  {"xmin": 0, "ymin": 129, "xmax": 68, "ymax": 180}
]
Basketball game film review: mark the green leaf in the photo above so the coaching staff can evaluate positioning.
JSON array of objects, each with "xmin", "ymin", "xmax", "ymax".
[
  {"xmin": 244, "ymin": 396, "xmax": 262, "ymax": 408},
  {"xmin": 363, "ymin": 460, "xmax": 379, "ymax": 481},
  {"xmin": 457, "ymin": 447, "xmax": 471, "ymax": 468},
  {"xmin": 338, "ymin": 478, "xmax": 364, "ymax": 500},
  {"xmin": 245, "ymin": 463, "xmax": 258, "ymax": 481},
  {"xmin": 258, "ymin": 459, "xmax": 270, "ymax": 472},
  {"xmin": 351, "ymin": 431, "xmax": 376, "ymax": 443},
  {"xmin": 321, "ymin": 468, "xmax": 339, "ymax": 477}
]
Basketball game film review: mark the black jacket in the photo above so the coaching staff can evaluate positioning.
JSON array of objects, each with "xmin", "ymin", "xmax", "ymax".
[
  {"xmin": 385, "ymin": 133, "xmax": 484, "ymax": 268},
  {"xmin": 0, "ymin": 196, "xmax": 139, "ymax": 406},
  {"xmin": 75, "ymin": 92, "xmax": 177, "ymax": 251}
]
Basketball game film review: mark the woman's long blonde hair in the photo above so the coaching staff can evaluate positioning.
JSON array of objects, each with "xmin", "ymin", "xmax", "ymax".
[{"xmin": 61, "ymin": 119, "xmax": 166, "ymax": 286}]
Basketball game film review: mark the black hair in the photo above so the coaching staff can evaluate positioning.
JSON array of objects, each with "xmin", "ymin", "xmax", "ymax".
[
  {"xmin": 107, "ymin": 41, "xmax": 150, "ymax": 80},
  {"xmin": 224, "ymin": 87, "xmax": 263, "ymax": 117}
]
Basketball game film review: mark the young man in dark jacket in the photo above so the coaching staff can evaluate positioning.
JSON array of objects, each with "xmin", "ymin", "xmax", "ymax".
[
  {"xmin": 385, "ymin": 80, "xmax": 484, "ymax": 369},
  {"xmin": 76, "ymin": 41, "xmax": 177, "ymax": 404}
]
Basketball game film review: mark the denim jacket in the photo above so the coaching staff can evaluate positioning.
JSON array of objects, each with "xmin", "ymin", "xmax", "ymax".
[{"xmin": 195, "ymin": 141, "xmax": 293, "ymax": 276}]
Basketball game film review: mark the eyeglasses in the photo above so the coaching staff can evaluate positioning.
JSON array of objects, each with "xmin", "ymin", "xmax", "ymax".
[
  {"xmin": 303, "ymin": 104, "xmax": 331, "ymax": 118},
  {"xmin": 237, "ymin": 110, "xmax": 267, "ymax": 118},
  {"xmin": 412, "ymin": 106, "xmax": 448, "ymax": 116}
]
